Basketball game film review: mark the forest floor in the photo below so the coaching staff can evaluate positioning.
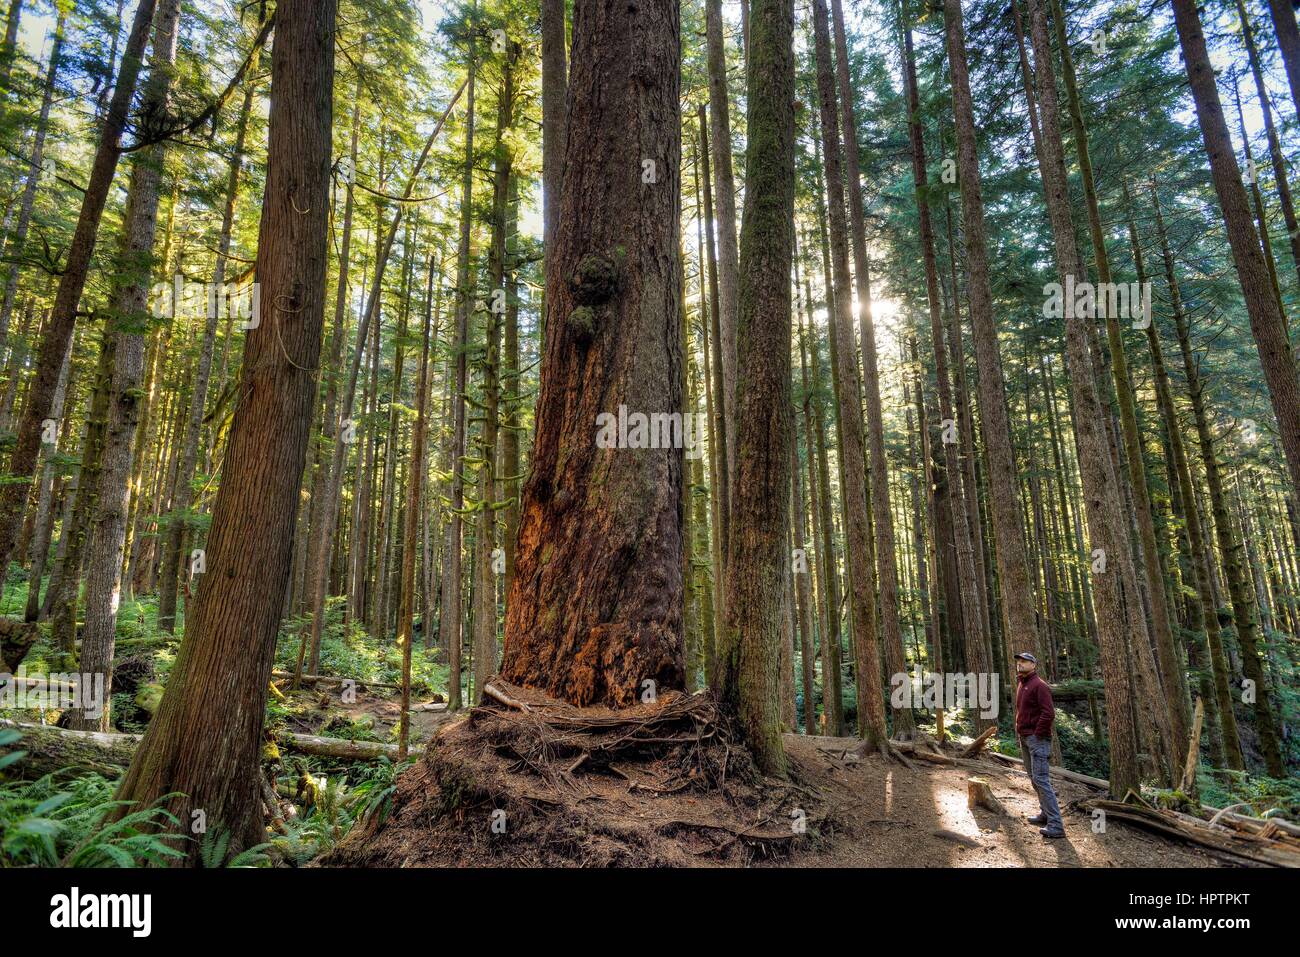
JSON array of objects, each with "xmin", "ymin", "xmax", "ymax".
[
  {"xmin": 779, "ymin": 734, "xmax": 1218, "ymax": 868},
  {"xmin": 315, "ymin": 683, "xmax": 1226, "ymax": 868}
]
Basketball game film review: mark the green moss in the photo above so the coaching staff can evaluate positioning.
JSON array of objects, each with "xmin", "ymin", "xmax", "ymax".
[
  {"xmin": 567, "ymin": 305, "xmax": 597, "ymax": 343},
  {"xmin": 570, "ymin": 253, "xmax": 620, "ymax": 305}
]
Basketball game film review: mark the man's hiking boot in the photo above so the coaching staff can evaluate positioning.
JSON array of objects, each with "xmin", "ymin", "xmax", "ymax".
[
  {"xmin": 1027, "ymin": 814, "xmax": 1047, "ymax": 826},
  {"xmin": 1039, "ymin": 827, "xmax": 1065, "ymax": 839}
]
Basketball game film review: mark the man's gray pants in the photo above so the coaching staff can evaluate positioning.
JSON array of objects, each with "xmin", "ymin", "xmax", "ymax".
[{"xmin": 1019, "ymin": 733, "xmax": 1063, "ymax": 832}]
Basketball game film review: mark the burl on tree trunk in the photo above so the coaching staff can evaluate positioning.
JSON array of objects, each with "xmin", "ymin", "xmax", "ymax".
[{"xmin": 499, "ymin": 0, "xmax": 684, "ymax": 707}]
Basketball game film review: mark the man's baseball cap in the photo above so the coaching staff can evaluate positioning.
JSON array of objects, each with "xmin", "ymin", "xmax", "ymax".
[{"xmin": 1014, "ymin": 652, "xmax": 1037, "ymax": 663}]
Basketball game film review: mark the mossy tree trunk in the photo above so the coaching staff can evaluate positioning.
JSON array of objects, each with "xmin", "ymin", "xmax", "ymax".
[
  {"xmin": 717, "ymin": 0, "xmax": 795, "ymax": 775},
  {"xmin": 499, "ymin": 0, "xmax": 685, "ymax": 708}
]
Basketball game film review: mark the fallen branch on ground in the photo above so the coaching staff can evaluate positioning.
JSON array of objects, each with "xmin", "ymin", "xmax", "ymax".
[
  {"xmin": 0, "ymin": 719, "xmax": 401, "ymax": 778},
  {"xmin": 1082, "ymin": 797, "xmax": 1300, "ymax": 868},
  {"xmin": 960, "ymin": 726, "xmax": 997, "ymax": 758}
]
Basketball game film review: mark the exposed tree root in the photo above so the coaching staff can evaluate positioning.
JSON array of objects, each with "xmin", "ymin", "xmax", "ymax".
[{"xmin": 318, "ymin": 679, "xmax": 841, "ymax": 867}]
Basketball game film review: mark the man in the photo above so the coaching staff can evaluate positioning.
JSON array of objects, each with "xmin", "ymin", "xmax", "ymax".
[{"xmin": 1015, "ymin": 652, "xmax": 1064, "ymax": 839}]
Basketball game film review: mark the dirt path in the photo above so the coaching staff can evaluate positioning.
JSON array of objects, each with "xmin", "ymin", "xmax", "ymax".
[{"xmin": 780, "ymin": 734, "xmax": 1220, "ymax": 868}]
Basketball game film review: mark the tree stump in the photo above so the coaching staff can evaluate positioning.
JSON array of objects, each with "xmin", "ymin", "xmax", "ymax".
[{"xmin": 967, "ymin": 776, "xmax": 1006, "ymax": 815}]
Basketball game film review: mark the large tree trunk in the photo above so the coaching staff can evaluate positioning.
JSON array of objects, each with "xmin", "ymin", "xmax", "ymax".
[
  {"xmin": 71, "ymin": 0, "xmax": 184, "ymax": 732},
  {"xmin": 811, "ymin": 0, "xmax": 886, "ymax": 750},
  {"xmin": 1169, "ymin": 0, "xmax": 1290, "ymax": 778},
  {"xmin": 901, "ymin": 17, "xmax": 990, "ymax": 731},
  {"xmin": 499, "ymin": 0, "xmax": 684, "ymax": 708},
  {"xmin": 113, "ymin": 0, "xmax": 336, "ymax": 862},
  {"xmin": 1025, "ymin": 0, "xmax": 1146, "ymax": 798},
  {"xmin": 941, "ymin": 0, "xmax": 1042, "ymax": 685},
  {"xmin": 1047, "ymin": 0, "xmax": 1189, "ymax": 771},
  {"xmin": 0, "ymin": 0, "xmax": 158, "ymax": 576},
  {"xmin": 717, "ymin": 0, "xmax": 794, "ymax": 775}
]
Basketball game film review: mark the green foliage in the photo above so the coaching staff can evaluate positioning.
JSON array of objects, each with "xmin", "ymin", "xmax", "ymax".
[
  {"xmin": 198, "ymin": 825, "xmax": 272, "ymax": 868},
  {"xmin": 266, "ymin": 756, "xmax": 414, "ymax": 865},
  {"xmin": 275, "ymin": 596, "xmax": 447, "ymax": 698},
  {"xmin": 0, "ymin": 739, "xmax": 187, "ymax": 867},
  {"xmin": 1197, "ymin": 768, "xmax": 1300, "ymax": 822}
]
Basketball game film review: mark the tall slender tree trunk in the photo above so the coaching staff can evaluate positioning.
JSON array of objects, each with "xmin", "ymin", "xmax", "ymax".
[
  {"xmin": 812, "ymin": 0, "xmax": 887, "ymax": 751},
  {"xmin": 1172, "ymin": 0, "xmax": 1300, "ymax": 531},
  {"xmin": 439, "ymin": 45, "xmax": 476, "ymax": 711},
  {"xmin": 1047, "ymin": 0, "xmax": 1189, "ymax": 767},
  {"xmin": 0, "ymin": 0, "xmax": 22, "ymax": 88},
  {"xmin": 156, "ymin": 82, "xmax": 254, "ymax": 633},
  {"xmin": 1154, "ymin": 187, "xmax": 1282, "ymax": 776},
  {"xmin": 473, "ymin": 49, "xmax": 516, "ymax": 698},
  {"xmin": 24, "ymin": 346, "xmax": 71, "ymax": 622},
  {"xmin": 942, "ymin": 0, "xmax": 1042, "ymax": 686},
  {"xmin": 114, "ymin": 0, "xmax": 337, "ymax": 861},
  {"xmin": 1265, "ymin": 0, "xmax": 1300, "ymax": 121},
  {"xmin": 1127, "ymin": 180, "xmax": 1238, "ymax": 769},
  {"xmin": 72, "ymin": 0, "xmax": 183, "ymax": 732},
  {"xmin": 1025, "ymin": 0, "xmax": 1150, "ymax": 796},
  {"xmin": 398, "ymin": 253, "xmax": 435, "ymax": 759},
  {"xmin": 697, "ymin": 106, "xmax": 731, "ymax": 566},
  {"xmin": 901, "ymin": 16, "xmax": 990, "ymax": 731},
  {"xmin": 0, "ymin": 8, "xmax": 62, "ymax": 362},
  {"xmin": 705, "ymin": 0, "xmax": 740, "ymax": 497},
  {"xmin": 717, "ymin": 0, "xmax": 794, "ymax": 775},
  {"xmin": 301, "ymin": 74, "xmax": 359, "ymax": 665},
  {"xmin": 1237, "ymin": 0, "xmax": 1300, "ymax": 293},
  {"xmin": 831, "ymin": 0, "xmax": 913, "ymax": 738},
  {"xmin": 541, "ymin": 0, "xmax": 566, "ymax": 255}
]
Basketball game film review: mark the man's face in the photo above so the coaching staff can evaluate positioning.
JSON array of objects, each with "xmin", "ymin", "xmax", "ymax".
[{"xmin": 1016, "ymin": 658, "xmax": 1035, "ymax": 676}]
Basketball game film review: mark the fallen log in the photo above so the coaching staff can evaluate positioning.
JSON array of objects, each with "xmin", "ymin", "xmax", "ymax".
[
  {"xmin": 1083, "ymin": 798, "xmax": 1300, "ymax": 868},
  {"xmin": 891, "ymin": 740, "xmax": 955, "ymax": 765},
  {"xmin": 0, "ymin": 719, "xmax": 401, "ymax": 779},
  {"xmin": 270, "ymin": 670, "xmax": 407, "ymax": 693},
  {"xmin": 278, "ymin": 732, "xmax": 400, "ymax": 761},
  {"xmin": 0, "ymin": 718, "xmax": 136, "ymax": 778},
  {"xmin": 1202, "ymin": 808, "xmax": 1300, "ymax": 840},
  {"xmin": 984, "ymin": 749, "xmax": 1109, "ymax": 790}
]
